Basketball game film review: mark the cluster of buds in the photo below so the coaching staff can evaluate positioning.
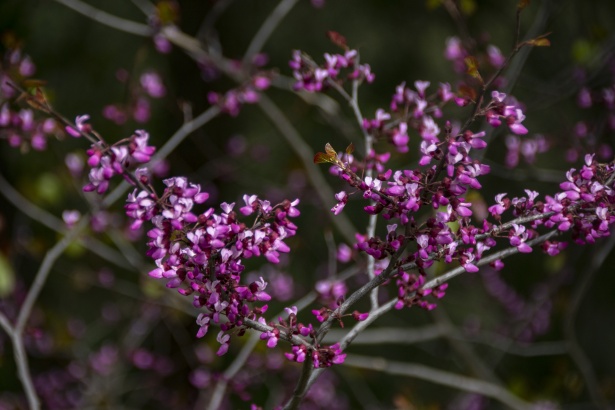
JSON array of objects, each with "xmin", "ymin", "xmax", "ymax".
[
  {"xmin": 289, "ymin": 48, "xmax": 374, "ymax": 93},
  {"xmin": 0, "ymin": 44, "xmax": 61, "ymax": 151},
  {"xmin": 207, "ymin": 73, "xmax": 272, "ymax": 116}
]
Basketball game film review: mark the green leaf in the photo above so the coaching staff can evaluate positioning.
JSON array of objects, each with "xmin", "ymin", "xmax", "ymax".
[{"xmin": 0, "ymin": 252, "xmax": 16, "ymax": 298}]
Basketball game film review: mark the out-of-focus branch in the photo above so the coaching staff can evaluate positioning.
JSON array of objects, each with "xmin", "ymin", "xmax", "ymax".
[
  {"xmin": 342, "ymin": 354, "xmax": 533, "ymax": 410},
  {"xmin": 257, "ymin": 94, "xmax": 358, "ymax": 244},
  {"xmin": 286, "ymin": 230, "xmax": 561, "ymax": 407},
  {"xmin": 0, "ymin": 172, "xmax": 130, "ymax": 268},
  {"xmin": 432, "ymin": 306, "xmax": 500, "ymax": 383},
  {"xmin": 0, "ymin": 217, "xmax": 88, "ymax": 410},
  {"xmin": 206, "ymin": 290, "xmax": 319, "ymax": 410},
  {"xmin": 563, "ymin": 233, "xmax": 615, "ymax": 409},
  {"xmin": 242, "ymin": 0, "xmax": 299, "ymax": 67},
  {"xmin": 53, "ymin": 0, "xmax": 152, "ymax": 36},
  {"xmin": 322, "ymin": 324, "xmax": 446, "ymax": 345},
  {"xmin": 102, "ymin": 105, "xmax": 221, "ymax": 208}
]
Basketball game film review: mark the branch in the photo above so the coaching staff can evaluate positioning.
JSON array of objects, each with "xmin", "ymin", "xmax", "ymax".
[
  {"xmin": 342, "ymin": 354, "xmax": 533, "ymax": 410},
  {"xmin": 102, "ymin": 105, "xmax": 221, "ymax": 208},
  {"xmin": 563, "ymin": 233, "xmax": 615, "ymax": 409},
  {"xmin": 242, "ymin": 0, "xmax": 299, "ymax": 67},
  {"xmin": 0, "ymin": 217, "xmax": 88, "ymax": 410},
  {"xmin": 257, "ymin": 94, "xmax": 358, "ymax": 244},
  {"xmin": 53, "ymin": 0, "xmax": 151, "ymax": 36}
]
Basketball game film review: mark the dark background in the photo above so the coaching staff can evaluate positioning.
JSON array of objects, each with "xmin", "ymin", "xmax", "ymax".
[{"xmin": 1, "ymin": 0, "xmax": 615, "ymax": 408}]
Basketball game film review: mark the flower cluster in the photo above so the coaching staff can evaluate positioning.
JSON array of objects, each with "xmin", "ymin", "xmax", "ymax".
[
  {"xmin": 256, "ymin": 306, "xmax": 347, "ymax": 368},
  {"xmin": 0, "ymin": 45, "xmax": 61, "ymax": 151},
  {"xmin": 568, "ymin": 81, "xmax": 615, "ymax": 163},
  {"xmin": 313, "ymin": 50, "xmax": 615, "ymax": 312},
  {"xmin": 102, "ymin": 70, "xmax": 167, "ymax": 125},
  {"xmin": 289, "ymin": 49, "xmax": 375, "ymax": 93},
  {"xmin": 71, "ymin": 120, "xmax": 156, "ymax": 195},
  {"xmin": 207, "ymin": 73, "xmax": 272, "ymax": 116},
  {"xmin": 126, "ymin": 176, "xmax": 308, "ymax": 357},
  {"xmin": 444, "ymin": 36, "xmax": 506, "ymax": 84}
]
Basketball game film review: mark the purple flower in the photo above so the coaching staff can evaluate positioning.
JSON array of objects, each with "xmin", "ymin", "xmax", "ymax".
[{"xmin": 65, "ymin": 114, "xmax": 91, "ymax": 138}]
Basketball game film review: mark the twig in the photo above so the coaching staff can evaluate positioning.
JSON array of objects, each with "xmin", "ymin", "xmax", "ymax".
[
  {"xmin": 207, "ymin": 290, "xmax": 319, "ymax": 410},
  {"xmin": 0, "ymin": 217, "xmax": 88, "ymax": 410},
  {"xmin": 342, "ymin": 354, "xmax": 532, "ymax": 410},
  {"xmin": 53, "ymin": 0, "xmax": 151, "ymax": 36},
  {"xmin": 563, "ymin": 233, "xmax": 615, "ymax": 409},
  {"xmin": 242, "ymin": 0, "xmax": 299, "ymax": 67},
  {"xmin": 257, "ymin": 94, "xmax": 358, "ymax": 244},
  {"xmin": 322, "ymin": 324, "xmax": 446, "ymax": 345},
  {"xmin": 102, "ymin": 105, "xmax": 221, "ymax": 208}
]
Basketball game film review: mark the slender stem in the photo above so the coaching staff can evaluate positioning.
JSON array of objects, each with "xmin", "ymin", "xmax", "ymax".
[
  {"xmin": 342, "ymin": 354, "xmax": 532, "ymax": 410},
  {"xmin": 563, "ymin": 234, "xmax": 615, "ymax": 409},
  {"xmin": 206, "ymin": 290, "xmax": 319, "ymax": 410},
  {"xmin": 53, "ymin": 0, "xmax": 151, "ymax": 36},
  {"xmin": 257, "ymin": 94, "xmax": 358, "ymax": 244},
  {"xmin": 242, "ymin": 0, "xmax": 299, "ymax": 67},
  {"xmin": 0, "ymin": 218, "xmax": 87, "ymax": 410},
  {"xmin": 102, "ymin": 105, "xmax": 221, "ymax": 208}
]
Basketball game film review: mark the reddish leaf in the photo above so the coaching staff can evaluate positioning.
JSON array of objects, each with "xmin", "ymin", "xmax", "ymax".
[
  {"xmin": 314, "ymin": 143, "xmax": 340, "ymax": 165},
  {"xmin": 458, "ymin": 84, "xmax": 477, "ymax": 102},
  {"xmin": 527, "ymin": 37, "xmax": 551, "ymax": 47},
  {"xmin": 518, "ymin": 0, "xmax": 530, "ymax": 10},
  {"xmin": 324, "ymin": 142, "xmax": 338, "ymax": 157},
  {"xmin": 326, "ymin": 31, "xmax": 347, "ymax": 49}
]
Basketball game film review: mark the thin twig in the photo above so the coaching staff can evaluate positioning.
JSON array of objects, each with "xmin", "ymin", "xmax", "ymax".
[
  {"xmin": 257, "ymin": 94, "xmax": 358, "ymax": 244},
  {"xmin": 563, "ymin": 233, "xmax": 615, "ymax": 409},
  {"xmin": 242, "ymin": 0, "xmax": 299, "ymax": 67},
  {"xmin": 54, "ymin": 0, "xmax": 151, "ymax": 36},
  {"xmin": 342, "ymin": 354, "xmax": 532, "ymax": 410}
]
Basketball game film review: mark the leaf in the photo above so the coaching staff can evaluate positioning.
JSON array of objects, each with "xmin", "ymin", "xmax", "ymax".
[
  {"xmin": 324, "ymin": 143, "xmax": 338, "ymax": 157},
  {"xmin": 23, "ymin": 87, "xmax": 51, "ymax": 113},
  {"xmin": 464, "ymin": 56, "xmax": 483, "ymax": 83},
  {"xmin": 313, "ymin": 152, "xmax": 334, "ymax": 164},
  {"xmin": 527, "ymin": 38, "xmax": 551, "ymax": 47},
  {"xmin": 0, "ymin": 252, "xmax": 15, "ymax": 298},
  {"xmin": 459, "ymin": 0, "xmax": 476, "ymax": 15},
  {"xmin": 345, "ymin": 143, "xmax": 354, "ymax": 155},
  {"xmin": 458, "ymin": 84, "xmax": 477, "ymax": 102},
  {"xmin": 517, "ymin": 0, "xmax": 530, "ymax": 10},
  {"xmin": 156, "ymin": 0, "xmax": 179, "ymax": 25},
  {"xmin": 314, "ymin": 143, "xmax": 339, "ymax": 165},
  {"xmin": 326, "ymin": 31, "xmax": 347, "ymax": 49}
]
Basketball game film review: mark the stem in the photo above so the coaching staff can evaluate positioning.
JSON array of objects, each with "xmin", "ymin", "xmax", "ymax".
[
  {"xmin": 53, "ymin": 0, "xmax": 151, "ymax": 36},
  {"xmin": 242, "ymin": 0, "xmax": 299, "ymax": 67}
]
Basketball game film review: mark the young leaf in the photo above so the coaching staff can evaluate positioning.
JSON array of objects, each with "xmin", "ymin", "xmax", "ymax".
[
  {"xmin": 517, "ymin": 0, "xmax": 530, "ymax": 10},
  {"xmin": 345, "ymin": 143, "xmax": 354, "ymax": 155},
  {"xmin": 314, "ymin": 152, "xmax": 334, "ymax": 164},
  {"xmin": 314, "ymin": 143, "xmax": 339, "ymax": 165},
  {"xmin": 324, "ymin": 143, "xmax": 338, "ymax": 157},
  {"xmin": 527, "ymin": 38, "xmax": 551, "ymax": 47},
  {"xmin": 326, "ymin": 31, "xmax": 348, "ymax": 50},
  {"xmin": 464, "ymin": 56, "xmax": 483, "ymax": 83}
]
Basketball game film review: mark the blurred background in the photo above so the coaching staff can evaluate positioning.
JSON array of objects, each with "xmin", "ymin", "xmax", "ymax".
[{"xmin": 1, "ymin": 0, "xmax": 615, "ymax": 408}]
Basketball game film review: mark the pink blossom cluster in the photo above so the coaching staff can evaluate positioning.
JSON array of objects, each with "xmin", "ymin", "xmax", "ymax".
[
  {"xmin": 102, "ymin": 70, "xmax": 167, "ymax": 125},
  {"xmin": 289, "ymin": 49, "xmax": 375, "ymax": 93},
  {"xmin": 258, "ymin": 306, "xmax": 348, "ymax": 368},
  {"xmin": 207, "ymin": 73, "xmax": 272, "ymax": 116},
  {"xmin": 68, "ymin": 118, "xmax": 156, "ymax": 194},
  {"xmin": 568, "ymin": 83, "xmax": 615, "ymax": 163},
  {"xmin": 0, "ymin": 47, "xmax": 60, "ymax": 151},
  {"xmin": 314, "ymin": 58, "xmax": 615, "ymax": 312},
  {"xmin": 444, "ymin": 36, "xmax": 506, "ymax": 77},
  {"xmin": 125, "ymin": 176, "xmax": 318, "ymax": 359}
]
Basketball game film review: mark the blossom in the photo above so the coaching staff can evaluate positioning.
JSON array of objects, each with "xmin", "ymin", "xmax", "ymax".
[{"xmin": 65, "ymin": 114, "xmax": 91, "ymax": 138}]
